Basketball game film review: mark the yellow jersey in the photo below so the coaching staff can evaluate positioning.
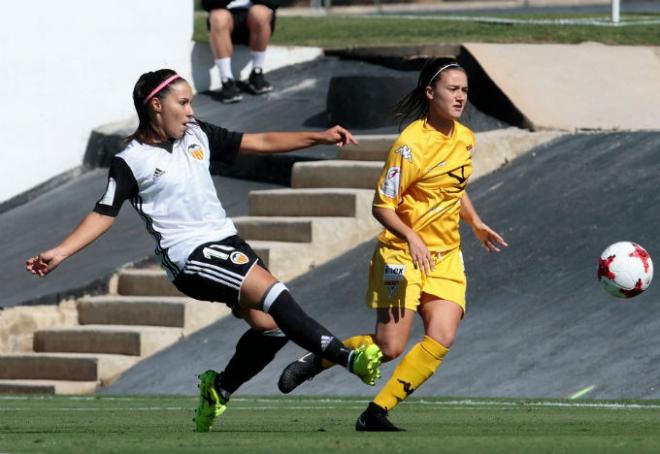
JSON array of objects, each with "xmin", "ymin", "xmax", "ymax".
[{"xmin": 373, "ymin": 118, "xmax": 475, "ymax": 253}]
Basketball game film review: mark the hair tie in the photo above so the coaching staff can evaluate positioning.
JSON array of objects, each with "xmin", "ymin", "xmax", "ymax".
[{"xmin": 143, "ymin": 74, "xmax": 181, "ymax": 105}]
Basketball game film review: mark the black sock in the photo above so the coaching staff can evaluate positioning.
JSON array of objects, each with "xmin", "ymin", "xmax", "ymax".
[
  {"xmin": 262, "ymin": 283, "xmax": 353, "ymax": 368},
  {"xmin": 216, "ymin": 328, "xmax": 289, "ymax": 395}
]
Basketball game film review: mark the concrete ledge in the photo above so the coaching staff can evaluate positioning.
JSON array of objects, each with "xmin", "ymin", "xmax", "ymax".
[
  {"xmin": 339, "ymin": 135, "xmax": 397, "ymax": 161},
  {"xmin": 191, "ymin": 43, "xmax": 323, "ymax": 93},
  {"xmin": 117, "ymin": 269, "xmax": 184, "ymax": 297},
  {"xmin": 249, "ymin": 188, "xmax": 375, "ymax": 217},
  {"xmin": 292, "ymin": 161, "xmax": 384, "ymax": 189},
  {"xmin": 0, "ymin": 353, "xmax": 138, "ymax": 383},
  {"xmin": 33, "ymin": 325, "xmax": 183, "ymax": 357},
  {"xmin": 234, "ymin": 217, "xmax": 314, "ymax": 243},
  {"xmin": 462, "ymin": 42, "xmax": 660, "ymax": 131},
  {"xmin": 248, "ymin": 215, "xmax": 380, "ymax": 282},
  {"xmin": 77, "ymin": 295, "xmax": 230, "ymax": 334},
  {"xmin": 0, "ymin": 379, "xmax": 98, "ymax": 395}
]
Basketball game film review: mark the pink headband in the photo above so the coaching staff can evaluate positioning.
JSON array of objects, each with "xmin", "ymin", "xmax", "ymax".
[{"xmin": 143, "ymin": 74, "xmax": 182, "ymax": 105}]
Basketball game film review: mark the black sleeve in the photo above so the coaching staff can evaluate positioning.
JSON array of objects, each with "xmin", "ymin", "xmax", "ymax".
[
  {"xmin": 196, "ymin": 119, "xmax": 244, "ymax": 165},
  {"xmin": 93, "ymin": 157, "xmax": 138, "ymax": 217}
]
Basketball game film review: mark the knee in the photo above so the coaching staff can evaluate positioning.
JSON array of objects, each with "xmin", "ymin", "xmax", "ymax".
[
  {"xmin": 377, "ymin": 339, "xmax": 406, "ymax": 362},
  {"xmin": 429, "ymin": 330, "xmax": 457, "ymax": 349},
  {"xmin": 209, "ymin": 9, "xmax": 233, "ymax": 32},
  {"xmin": 247, "ymin": 5, "xmax": 272, "ymax": 27}
]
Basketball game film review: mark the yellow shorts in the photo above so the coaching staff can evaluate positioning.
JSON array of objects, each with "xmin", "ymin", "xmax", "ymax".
[{"xmin": 365, "ymin": 244, "xmax": 467, "ymax": 313}]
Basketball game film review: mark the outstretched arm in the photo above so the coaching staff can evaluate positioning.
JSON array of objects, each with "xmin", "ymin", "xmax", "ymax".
[
  {"xmin": 26, "ymin": 212, "xmax": 115, "ymax": 277},
  {"xmin": 239, "ymin": 125, "xmax": 357, "ymax": 154},
  {"xmin": 460, "ymin": 192, "xmax": 508, "ymax": 252}
]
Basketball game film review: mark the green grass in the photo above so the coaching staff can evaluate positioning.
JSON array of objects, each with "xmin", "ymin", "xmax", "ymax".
[
  {"xmin": 3, "ymin": 395, "xmax": 660, "ymax": 453},
  {"xmin": 193, "ymin": 13, "xmax": 660, "ymax": 47}
]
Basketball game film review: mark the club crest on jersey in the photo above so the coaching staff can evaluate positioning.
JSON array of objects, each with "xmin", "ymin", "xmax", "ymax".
[
  {"xmin": 394, "ymin": 144, "xmax": 413, "ymax": 163},
  {"xmin": 187, "ymin": 144, "xmax": 204, "ymax": 160},
  {"xmin": 383, "ymin": 264, "xmax": 405, "ymax": 298},
  {"xmin": 230, "ymin": 251, "xmax": 249, "ymax": 265},
  {"xmin": 380, "ymin": 166, "xmax": 400, "ymax": 198},
  {"xmin": 466, "ymin": 144, "xmax": 473, "ymax": 153}
]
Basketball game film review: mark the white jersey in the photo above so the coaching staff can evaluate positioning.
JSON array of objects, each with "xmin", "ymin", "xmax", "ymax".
[{"xmin": 94, "ymin": 121, "xmax": 243, "ymax": 280}]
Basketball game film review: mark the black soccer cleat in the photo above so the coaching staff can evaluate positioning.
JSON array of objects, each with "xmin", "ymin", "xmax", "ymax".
[
  {"xmin": 277, "ymin": 352, "xmax": 323, "ymax": 394},
  {"xmin": 355, "ymin": 403, "xmax": 405, "ymax": 432}
]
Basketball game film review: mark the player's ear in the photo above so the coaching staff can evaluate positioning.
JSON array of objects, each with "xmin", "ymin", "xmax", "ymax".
[
  {"xmin": 150, "ymin": 97, "xmax": 162, "ymax": 113},
  {"xmin": 424, "ymin": 85, "xmax": 434, "ymax": 101}
]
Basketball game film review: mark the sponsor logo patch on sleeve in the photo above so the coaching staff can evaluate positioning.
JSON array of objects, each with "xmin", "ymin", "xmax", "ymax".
[{"xmin": 380, "ymin": 166, "xmax": 400, "ymax": 198}]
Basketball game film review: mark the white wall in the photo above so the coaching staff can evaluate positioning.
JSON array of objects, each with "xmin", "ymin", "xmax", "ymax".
[{"xmin": 0, "ymin": 0, "xmax": 194, "ymax": 203}]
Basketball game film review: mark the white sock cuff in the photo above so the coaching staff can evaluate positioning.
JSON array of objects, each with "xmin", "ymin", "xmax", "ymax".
[
  {"xmin": 250, "ymin": 50, "xmax": 266, "ymax": 70},
  {"xmin": 262, "ymin": 282, "xmax": 287, "ymax": 313},
  {"xmin": 215, "ymin": 57, "xmax": 234, "ymax": 81}
]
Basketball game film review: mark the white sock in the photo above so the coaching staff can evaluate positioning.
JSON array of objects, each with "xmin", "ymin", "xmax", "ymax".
[
  {"xmin": 250, "ymin": 51, "xmax": 266, "ymax": 71},
  {"xmin": 215, "ymin": 57, "xmax": 234, "ymax": 81}
]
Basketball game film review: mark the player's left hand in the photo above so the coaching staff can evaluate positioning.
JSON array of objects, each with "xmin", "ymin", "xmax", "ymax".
[
  {"xmin": 321, "ymin": 125, "xmax": 358, "ymax": 147},
  {"xmin": 471, "ymin": 222, "xmax": 508, "ymax": 252}
]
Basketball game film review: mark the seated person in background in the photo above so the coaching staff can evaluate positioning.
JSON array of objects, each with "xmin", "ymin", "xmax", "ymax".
[{"xmin": 202, "ymin": 0, "xmax": 278, "ymax": 103}]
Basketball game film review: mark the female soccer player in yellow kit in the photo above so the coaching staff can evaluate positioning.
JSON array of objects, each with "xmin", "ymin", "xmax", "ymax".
[{"xmin": 278, "ymin": 57, "xmax": 508, "ymax": 431}]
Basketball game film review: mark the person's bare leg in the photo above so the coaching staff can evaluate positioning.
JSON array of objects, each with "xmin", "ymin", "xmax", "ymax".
[{"xmin": 208, "ymin": 9, "xmax": 234, "ymax": 59}]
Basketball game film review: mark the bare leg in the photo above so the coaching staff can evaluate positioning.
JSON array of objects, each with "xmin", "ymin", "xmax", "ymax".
[
  {"xmin": 208, "ymin": 9, "xmax": 234, "ymax": 59},
  {"xmin": 246, "ymin": 5, "xmax": 272, "ymax": 52}
]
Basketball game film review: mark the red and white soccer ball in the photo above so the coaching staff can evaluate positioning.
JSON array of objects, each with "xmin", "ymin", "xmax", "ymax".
[{"xmin": 598, "ymin": 241, "xmax": 654, "ymax": 298}]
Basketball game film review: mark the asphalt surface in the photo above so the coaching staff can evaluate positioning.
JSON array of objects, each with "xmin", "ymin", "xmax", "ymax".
[{"xmin": 104, "ymin": 131, "xmax": 660, "ymax": 399}]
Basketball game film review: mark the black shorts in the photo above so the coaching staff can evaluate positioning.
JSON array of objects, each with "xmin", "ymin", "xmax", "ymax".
[
  {"xmin": 206, "ymin": 7, "xmax": 277, "ymax": 46},
  {"xmin": 173, "ymin": 236, "xmax": 266, "ymax": 309}
]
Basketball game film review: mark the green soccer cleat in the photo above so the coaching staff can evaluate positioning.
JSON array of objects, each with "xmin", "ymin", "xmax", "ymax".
[
  {"xmin": 350, "ymin": 344, "xmax": 383, "ymax": 386},
  {"xmin": 193, "ymin": 370, "xmax": 227, "ymax": 432}
]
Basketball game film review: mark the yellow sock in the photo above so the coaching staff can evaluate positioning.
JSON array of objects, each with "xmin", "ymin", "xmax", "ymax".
[
  {"xmin": 321, "ymin": 334, "xmax": 375, "ymax": 369},
  {"xmin": 373, "ymin": 335, "xmax": 448, "ymax": 412}
]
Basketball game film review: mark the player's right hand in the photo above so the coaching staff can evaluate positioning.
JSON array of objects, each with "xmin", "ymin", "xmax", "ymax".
[
  {"xmin": 26, "ymin": 249, "xmax": 67, "ymax": 277},
  {"xmin": 407, "ymin": 233, "xmax": 434, "ymax": 276}
]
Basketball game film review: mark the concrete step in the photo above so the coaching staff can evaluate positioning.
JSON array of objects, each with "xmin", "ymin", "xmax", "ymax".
[
  {"xmin": 233, "ymin": 216, "xmax": 314, "ymax": 243},
  {"xmin": 291, "ymin": 161, "xmax": 384, "ymax": 189},
  {"xmin": 0, "ymin": 379, "xmax": 98, "ymax": 395},
  {"xmin": 248, "ymin": 217, "xmax": 380, "ymax": 282},
  {"xmin": 77, "ymin": 295, "xmax": 230, "ymax": 334},
  {"xmin": 234, "ymin": 216, "xmax": 370, "ymax": 244},
  {"xmin": 0, "ymin": 353, "xmax": 138, "ymax": 384},
  {"xmin": 33, "ymin": 325, "xmax": 183, "ymax": 357},
  {"xmin": 116, "ymin": 268, "xmax": 184, "ymax": 297},
  {"xmin": 248, "ymin": 188, "xmax": 374, "ymax": 217},
  {"xmin": 338, "ymin": 135, "xmax": 396, "ymax": 161}
]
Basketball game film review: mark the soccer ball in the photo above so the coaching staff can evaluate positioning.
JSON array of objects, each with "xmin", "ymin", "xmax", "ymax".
[{"xmin": 598, "ymin": 241, "xmax": 653, "ymax": 298}]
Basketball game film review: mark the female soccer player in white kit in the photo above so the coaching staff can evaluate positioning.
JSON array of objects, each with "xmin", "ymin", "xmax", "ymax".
[{"xmin": 26, "ymin": 69, "xmax": 382, "ymax": 432}]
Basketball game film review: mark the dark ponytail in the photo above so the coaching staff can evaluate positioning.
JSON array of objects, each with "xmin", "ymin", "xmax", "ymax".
[
  {"xmin": 126, "ymin": 69, "xmax": 180, "ymax": 144},
  {"xmin": 393, "ymin": 57, "xmax": 465, "ymax": 129}
]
